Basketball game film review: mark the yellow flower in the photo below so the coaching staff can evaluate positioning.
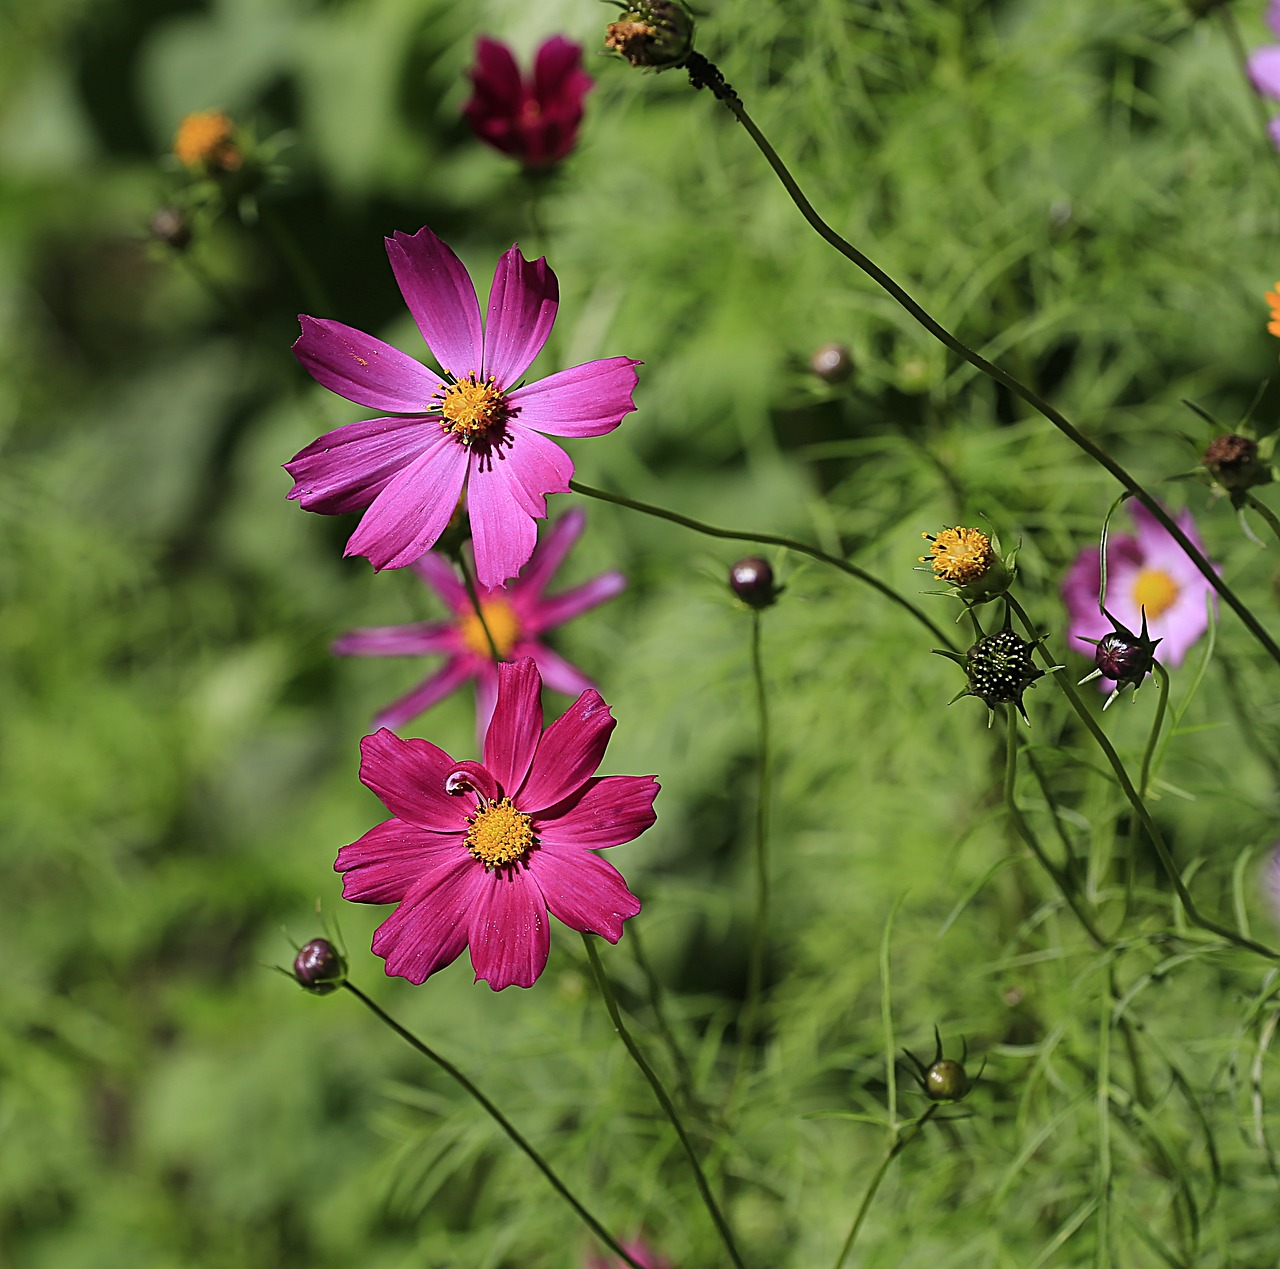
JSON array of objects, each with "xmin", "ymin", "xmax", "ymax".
[{"xmin": 173, "ymin": 110, "xmax": 242, "ymax": 171}]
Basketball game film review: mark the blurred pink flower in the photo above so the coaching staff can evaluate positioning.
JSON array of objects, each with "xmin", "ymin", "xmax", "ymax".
[
  {"xmin": 1265, "ymin": 842, "xmax": 1280, "ymax": 928},
  {"xmin": 336, "ymin": 658, "xmax": 658, "ymax": 990},
  {"xmin": 463, "ymin": 35, "xmax": 593, "ymax": 168},
  {"xmin": 585, "ymin": 1239, "xmax": 673, "ymax": 1269},
  {"xmin": 285, "ymin": 225, "xmax": 640, "ymax": 588},
  {"xmin": 333, "ymin": 508, "xmax": 625, "ymax": 736},
  {"xmin": 1062, "ymin": 502, "xmax": 1215, "ymax": 674}
]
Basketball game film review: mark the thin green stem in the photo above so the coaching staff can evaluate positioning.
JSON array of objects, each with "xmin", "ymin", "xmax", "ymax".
[
  {"xmin": 341, "ymin": 981, "xmax": 644, "ymax": 1269},
  {"xmin": 829, "ymin": 1104, "xmax": 941, "ymax": 1269},
  {"xmin": 1124, "ymin": 662, "xmax": 1170, "ymax": 921},
  {"xmin": 700, "ymin": 77, "xmax": 1280, "ymax": 669},
  {"xmin": 1245, "ymin": 492, "xmax": 1280, "ymax": 547},
  {"xmin": 1005, "ymin": 595, "xmax": 1278, "ymax": 960},
  {"xmin": 569, "ymin": 480, "xmax": 958, "ymax": 650},
  {"xmin": 581, "ymin": 935, "xmax": 747, "ymax": 1269},
  {"xmin": 1219, "ymin": 3, "xmax": 1280, "ymax": 191},
  {"xmin": 455, "ymin": 551, "xmax": 502, "ymax": 664},
  {"xmin": 258, "ymin": 205, "xmax": 334, "ymax": 316}
]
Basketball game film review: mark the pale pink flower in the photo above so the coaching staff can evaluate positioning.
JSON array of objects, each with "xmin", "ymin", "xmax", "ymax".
[
  {"xmin": 285, "ymin": 226, "xmax": 640, "ymax": 588},
  {"xmin": 333, "ymin": 509, "xmax": 625, "ymax": 736},
  {"xmin": 585, "ymin": 1239, "xmax": 673, "ymax": 1269},
  {"xmin": 336, "ymin": 658, "xmax": 658, "ymax": 990}
]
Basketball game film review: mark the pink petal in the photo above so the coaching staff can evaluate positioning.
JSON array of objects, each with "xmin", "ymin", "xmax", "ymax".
[
  {"xmin": 474, "ymin": 668, "xmax": 499, "ymax": 752},
  {"xmin": 1271, "ymin": 1, "xmax": 1280, "ymax": 39},
  {"xmin": 332, "ymin": 622, "xmax": 457, "ymax": 658},
  {"xmin": 1251, "ymin": 45, "xmax": 1280, "ymax": 100},
  {"xmin": 483, "ymin": 658, "xmax": 544, "ymax": 796},
  {"xmin": 359, "ymin": 729, "xmax": 466, "ymax": 832},
  {"xmin": 285, "ymin": 415, "xmax": 437, "ymax": 515},
  {"xmin": 467, "ymin": 37, "xmax": 522, "ymax": 113},
  {"xmin": 514, "ymin": 507, "xmax": 586, "ymax": 598},
  {"xmin": 335, "ymin": 817, "xmax": 464, "ymax": 904},
  {"xmin": 535, "ymin": 775, "xmax": 659, "ymax": 850},
  {"xmin": 293, "ymin": 316, "xmax": 444, "ymax": 412},
  {"xmin": 516, "ymin": 688, "xmax": 615, "ymax": 812},
  {"xmin": 529, "ymin": 845, "xmax": 640, "ymax": 942},
  {"xmin": 507, "ymin": 357, "xmax": 641, "ymax": 437},
  {"xmin": 533, "ymin": 36, "xmax": 591, "ymax": 108},
  {"xmin": 370, "ymin": 855, "xmax": 482, "ymax": 984},
  {"xmin": 483, "ymin": 246, "xmax": 559, "ymax": 388},
  {"xmin": 525, "ymin": 642, "xmax": 595, "ymax": 699},
  {"xmin": 345, "ymin": 433, "xmax": 469, "ymax": 570},
  {"xmin": 386, "ymin": 227, "xmax": 484, "ymax": 376},
  {"xmin": 412, "ymin": 551, "xmax": 469, "ymax": 609},
  {"xmin": 467, "ymin": 868, "xmax": 551, "ymax": 989},
  {"xmin": 530, "ymin": 572, "xmax": 627, "ymax": 632},
  {"xmin": 373, "ymin": 657, "xmax": 479, "ymax": 732},
  {"xmin": 466, "ymin": 445, "xmax": 543, "ymax": 589},
  {"xmin": 496, "ymin": 427, "xmax": 575, "ymax": 518}
]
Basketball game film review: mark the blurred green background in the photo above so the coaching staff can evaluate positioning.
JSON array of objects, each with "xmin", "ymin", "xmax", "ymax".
[{"xmin": 5, "ymin": 0, "xmax": 1280, "ymax": 1264}]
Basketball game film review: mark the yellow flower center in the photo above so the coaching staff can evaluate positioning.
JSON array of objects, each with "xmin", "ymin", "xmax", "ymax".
[
  {"xmin": 466, "ymin": 798, "xmax": 534, "ymax": 869},
  {"xmin": 1131, "ymin": 567, "xmax": 1179, "ymax": 620},
  {"xmin": 458, "ymin": 597, "xmax": 521, "ymax": 658},
  {"xmin": 438, "ymin": 373, "xmax": 509, "ymax": 443},
  {"xmin": 920, "ymin": 527, "xmax": 994, "ymax": 584},
  {"xmin": 173, "ymin": 110, "xmax": 242, "ymax": 170}
]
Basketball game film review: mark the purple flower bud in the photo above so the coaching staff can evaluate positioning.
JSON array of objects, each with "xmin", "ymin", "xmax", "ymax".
[
  {"xmin": 293, "ymin": 938, "xmax": 345, "ymax": 994},
  {"xmin": 1094, "ymin": 629, "xmax": 1158, "ymax": 687},
  {"xmin": 729, "ymin": 556, "xmax": 779, "ymax": 609}
]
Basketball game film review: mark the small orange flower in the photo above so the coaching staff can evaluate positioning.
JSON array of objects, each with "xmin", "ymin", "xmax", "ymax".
[
  {"xmin": 1266, "ymin": 281, "xmax": 1280, "ymax": 338},
  {"xmin": 173, "ymin": 110, "xmax": 242, "ymax": 171}
]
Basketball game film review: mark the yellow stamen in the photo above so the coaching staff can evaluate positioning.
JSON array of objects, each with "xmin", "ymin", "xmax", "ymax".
[
  {"xmin": 1131, "ymin": 567, "xmax": 1178, "ymax": 620},
  {"xmin": 173, "ymin": 110, "xmax": 242, "ymax": 170},
  {"xmin": 466, "ymin": 798, "xmax": 534, "ymax": 869},
  {"xmin": 920, "ymin": 527, "xmax": 994, "ymax": 584},
  {"xmin": 438, "ymin": 373, "xmax": 508, "ymax": 443},
  {"xmin": 458, "ymin": 597, "xmax": 521, "ymax": 659}
]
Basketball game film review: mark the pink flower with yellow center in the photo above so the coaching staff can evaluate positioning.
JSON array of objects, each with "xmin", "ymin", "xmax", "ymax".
[
  {"xmin": 284, "ymin": 226, "xmax": 641, "ymax": 588},
  {"xmin": 336, "ymin": 658, "xmax": 658, "ymax": 990},
  {"xmin": 1062, "ymin": 502, "xmax": 1215, "ymax": 673},
  {"xmin": 333, "ymin": 508, "xmax": 625, "ymax": 736}
]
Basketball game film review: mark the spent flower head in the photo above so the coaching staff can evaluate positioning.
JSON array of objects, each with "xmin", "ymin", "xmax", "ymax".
[
  {"xmin": 937, "ymin": 613, "xmax": 1049, "ymax": 725},
  {"xmin": 285, "ymin": 226, "xmax": 641, "ymax": 588},
  {"xmin": 334, "ymin": 509, "xmax": 625, "ymax": 740},
  {"xmin": 463, "ymin": 36, "xmax": 593, "ymax": 169},
  {"xmin": 336, "ymin": 658, "xmax": 658, "ymax": 990},
  {"xmin": 604, "ymin": 0, "xmax": 696, "ymax": 70},
  {"xmin": 173, "ymin": 109, "xmax": 243, "ymax": 172},
  {"xmin": 919, "ymin": 525, "xmax": 1016, "ymax": 605}
]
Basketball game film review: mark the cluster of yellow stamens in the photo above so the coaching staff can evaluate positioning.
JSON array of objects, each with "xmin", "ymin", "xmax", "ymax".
[
  {"xmin": 465, "ymin": 797, "xmax": 535, "ymax": 869},
  {"xmin": 172, "ymin": 110, "xmax": 242, "ymax": 171},
  {"xmin": 458, "ymin": 597, "xmax": 521, "ymax": 659},
  {"xmin": 1130, "ymin": 568, "xmax": 1179, "ymax": 620},
  {"xmin": 920, "ymin": 527, "xmax": 994, "ymax": 585},
  {"xmin": 438, "ymin": 372, "xmax": 509, "ymax": 443}
]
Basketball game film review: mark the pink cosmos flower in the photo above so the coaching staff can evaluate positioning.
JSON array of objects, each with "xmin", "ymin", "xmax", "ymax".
[
  {"xmin": 336, "ymin": 658, "xmax": 658, "ymax": 990},
  {"xmin": 585, "ymin": 1240, "xmax": 672, "ymax": 1269},
  {"xmin": 463, "ymin": 35, "xmax": 593, "ymax": 168},
  {"xmin": 284, "ymin": 226, "xmax": 641, "ymax": 588},
  {"xmin": 1062, "ymin": 502, "xmax": 1215, "ymax": 673},
  {"xmin": 333, "ymin": 508, "xmax": 626, "ymax": 736}
]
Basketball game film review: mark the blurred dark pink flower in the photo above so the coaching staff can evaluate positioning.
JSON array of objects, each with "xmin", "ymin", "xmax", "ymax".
[
  {"xmin": 334, "ymin": 508, "xmax": 625, "ymax": 736},
  {"xmin": 336, "ymin": 658, "xmax": 658, "ymax": 990},
  {"xmin": 285, "ymin": 225, "xmax": 640, "ymax": 588},
  {"xmin": 1062, "ymin": 502, "xmax": 1215, "ymax": 675},
  {"xmin": 585, "ymin": 1239, "xmax": 673, "ymax": 1269},
  {"xmin": 463, "ymin": 35, "xmax": 593, "ymax": 168}
]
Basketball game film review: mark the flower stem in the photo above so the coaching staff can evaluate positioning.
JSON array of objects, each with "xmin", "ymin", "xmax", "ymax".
[
  {"xmin": 258, "ymin": 204, "xmax": 335, "ymax": 316},
  {"xmin": 1005, "ymin": 595, "xmax": 1279, "ymax": 960},
  {"xmin": 341, "ymin": 980, "xmax": 645, "ymax": 1269},
  {"xmin": 1123, "ymin": 662, "xmax": 1170, "ymax": 920},
  {"xmin": 829, "ymin": 1104, "xmax": 941, "ymax": 1269},
  {"xmin": 455, "ymin": 550, "xmax": 502, "ymax": 664},
  {"xmin": 581, "ymin": 934, "xmax": 747, "ymax": 1269},
  {"xmin": 689, "ymin": 66, "xmax": 1280, "ymax": 670},
  {"xmin": 1245, "ymin": 492, "xmax": 1280, "ymax": 548},
  {"xmin": 568, "ymin": 480, "xmax": 959, "ymax": 651}
]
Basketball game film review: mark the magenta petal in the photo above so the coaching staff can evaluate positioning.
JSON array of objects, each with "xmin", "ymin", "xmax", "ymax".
[
  {"xmin": 483, "ymin": 246, "xmax": 559, "ymax": 388},
  {"xmin": 507, "ymin": 357, "xmax": 641, "ymax": 437},
  {"xmin": 373, "ymin": 657, "xmax": 478, "ymax": 732},
  {"xmin": 332, "ymin": 622, "xmax": 456, "ymax": 658},
  {"xmin": 371, "ymin": 856, "xmax": 481, "ymax": 985},
  {"xmin": 346, "ymin": 434, "xmax": 469, "ymax": 570},
  {"xmin": 285, "ymin": 415, "xmax": 436, "ymax": 515},
  {"xmin": 335, "ymin": 817, "xmax": 463, "ymax": 904},
  {"xmin": 359, "ymin": 729, "xmax": 466, "ymax": 831},
  {"xmin": 516, "ymin": 507, "xmax": 586, "ymax": 597},
  {"xmin": 536, "ymin": 775, "xmax": 659, "ymax": 850},
  {"xmin": 517, "ymin": 688, "xmax": 615, "ymax": 812},
  {"xmin": 412, "ymin": 551, "xmax": 469, "ymax": 609},
  {"xmin": 474, "ymin": 668, "xmax": 499, "ymax": 753},
  {"xmin": 466, "ymin": 449, "xmax": 541, "ymax": 589},
  {"xmin": 525, "ymin": 642, "xmax": 594, "ymax": 699},
  {"xmin": 293, "ymin": 317, "xmax": 444, "ymax": 412},
  {"xmin": 467, "ymin": 37, "xmax": 522, "ymax": 113},
  {"xmin": 484, "ymin": 658, "xmax": 544, "ymax": 796},
  {"xmin": 531, "ymin": 572, "xmax": 627, "ymax": 632},
  {"xmin": 1251, "ymin": 46, "xmax": 1280, "ymax": 100},
  {"xmin": 386, "ymin": 227, "xmax": 484, "ymax": 376},
  {"xmin": 496, "ymin": 427, "xmax": 575, "ymax": 519},
  {"xmin": 530, "ymin": 845, "xmax": 639, "ymax": 942},
  {"xmin": 468, "ymin": 869, "xmax": 551, "ymax": 989},
  {"xmin": 533, "ymin": 35, "xmax": 591, "ymax": 107}
]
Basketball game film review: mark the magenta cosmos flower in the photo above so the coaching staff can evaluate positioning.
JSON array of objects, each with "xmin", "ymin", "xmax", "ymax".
[
  {"xmin": 336, "ymin": 658, "xmax": 658, "ymax": 989},
  {"xmin": 284, "ymin": 226, "xmax": 641, "ymax": 588},
  {"xmin": 585, "ymin": 1240, "xmax": 672, "ymax": 1269},
  {"xmin": 463, "ymin": 35, "xmax": 592, "ymax": 168},
  {"xmin": 333, "ymin": 508, "xmax": 625, "ymax": 735},
  {"xmin": 1062, "ymin": 502, "xmax": 1215, "ymax": 673}
]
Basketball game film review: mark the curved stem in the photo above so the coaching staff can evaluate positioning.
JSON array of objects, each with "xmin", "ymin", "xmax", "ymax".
[
  {"xmin": 1123, "ymin": 662, "xmax": 1170, "ymax": 921},
  {"xmin": 1245, "ymin": 491, "xmax": 1280, "ymax": 548},
  {"xmin": 698, "ymin": 79, "xmax": 1280, "ymax": 668},
  {"xmin": 569, "ymin": 479, "xmax": 958, "ymax": 650},
  {"xmin": 342, "ymin": 981, "xmax": 644, "ymax": 1269},
  {"xmin": 455, "ymin": 551, "xmax": 502, "ymax": 664},
  {"xmin": 581, "ymin": 935, "xmax": 747, "ymax": 1269}
]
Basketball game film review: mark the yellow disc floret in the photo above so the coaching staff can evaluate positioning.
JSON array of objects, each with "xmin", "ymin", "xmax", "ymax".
[
  {"xmin": 173, "ymin": 110, "xmax": 242, "ymax": 170},
  {"xmin": 466, "ymin": 798, "xmax": 535, "ymax": 869},
  {"xmin": 439, "ymin": 373, "xmax": 509, "ymax": 443},
  {"xmin": 458, "ymin": 597, "xmax": 521, "ymax": 659},
  {"xmin": 920, "ymin": 527, "xmax": 994, "ymax": 584},
  {"xmin": 1131, "ymin": 568, "xmax": 1178, "ymax": 620}
]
